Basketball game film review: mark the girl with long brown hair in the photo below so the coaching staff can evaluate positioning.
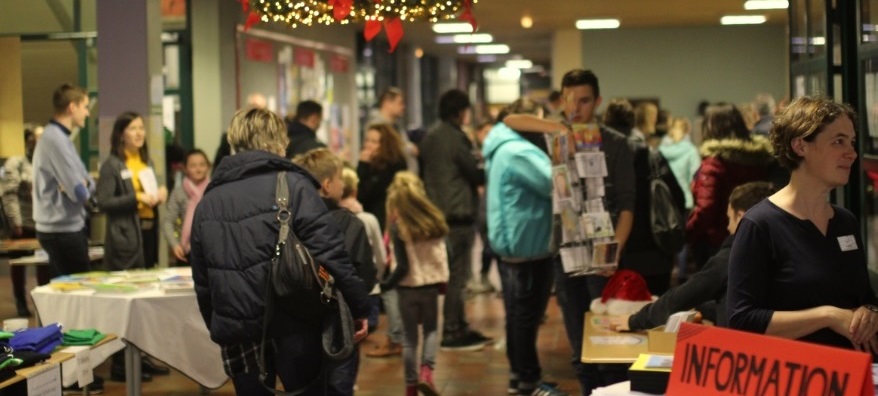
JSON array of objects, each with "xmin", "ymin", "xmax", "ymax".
[{"xmin": 382, "ymin": 171, "xmax": 449, "ymax": 396}]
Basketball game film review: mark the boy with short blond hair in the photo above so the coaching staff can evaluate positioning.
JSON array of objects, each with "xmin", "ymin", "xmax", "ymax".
[
  {"xmin": 292, "ymin": 149, "xmax": 376, "ymax": 395},
  {"xmin": 339, "ymin": 167, "xmax": 387, "ymax": 333}
]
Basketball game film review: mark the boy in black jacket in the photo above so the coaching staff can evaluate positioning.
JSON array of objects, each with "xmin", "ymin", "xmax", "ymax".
[
  {"xmin": 608, "ymin": 181, "xmax": 776, "ymax": 332},
  {"xmin": 294, "ymin": 148, "xmax": 377, "ymax": 395}
]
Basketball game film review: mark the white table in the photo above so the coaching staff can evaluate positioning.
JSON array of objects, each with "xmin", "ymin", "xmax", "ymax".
[{"xmin": 30, "ymin": 268, "xmax": 227, "ymax": 395}]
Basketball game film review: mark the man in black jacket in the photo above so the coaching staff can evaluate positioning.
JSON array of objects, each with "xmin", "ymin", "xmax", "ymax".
[
  {"xmin": 286, "ymin": 100, "xmax": 327, "ymax": 159},
  {"xmin": 419, "ymin": 89, "xmax": 490, "ymax": 351},
  {"xmin": 608, "ymin": 181, "xmax": 776, "ymax": 332}
]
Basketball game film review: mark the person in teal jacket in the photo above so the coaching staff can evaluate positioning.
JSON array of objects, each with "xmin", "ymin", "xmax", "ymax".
[
  {"xmin": 483, "ymin": 97, "xmax": 565, "ymax": 396},
  {"xmin": 483, "ymin": 121, "xmax": 553, "ymax": 260}
]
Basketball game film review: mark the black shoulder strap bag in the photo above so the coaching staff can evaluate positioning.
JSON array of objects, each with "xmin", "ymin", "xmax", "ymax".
[{"xmin": 258, "ymin": 171, "xmax": 355, "ymax": 395}]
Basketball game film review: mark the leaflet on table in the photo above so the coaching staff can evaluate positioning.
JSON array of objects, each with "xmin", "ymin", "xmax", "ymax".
[{"xmin": 47, "ymin": 269, "xmax": 194, "ymax": 293}]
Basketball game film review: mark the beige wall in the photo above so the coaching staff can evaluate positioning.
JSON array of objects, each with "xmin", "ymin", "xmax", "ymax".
[{"xmin": 579, "ymin": 25, "xmax": 787, "ymax": 119}]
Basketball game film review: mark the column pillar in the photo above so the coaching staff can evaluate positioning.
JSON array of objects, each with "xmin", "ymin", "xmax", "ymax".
[
  {"xmin": 97, "ymin": 0, "xmax": 166, "ymax": 265},
  {"xmin": 0, "ymin": 37, "xmax": 24, "ymax": 157},
  {"xmin": 551, "ymin": 29, "xmax": 584, "ymax": 88}
]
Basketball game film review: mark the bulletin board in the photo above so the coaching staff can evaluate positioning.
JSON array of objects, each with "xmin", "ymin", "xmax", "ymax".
[{"xmin": 235, "ymin": 27, "xmax": 358, "ymax": 162}]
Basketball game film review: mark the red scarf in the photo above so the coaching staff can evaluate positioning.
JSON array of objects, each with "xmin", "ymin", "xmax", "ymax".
[{"xmin": 181, "ymin": 176, "xmax": 209, "ymax": 253}]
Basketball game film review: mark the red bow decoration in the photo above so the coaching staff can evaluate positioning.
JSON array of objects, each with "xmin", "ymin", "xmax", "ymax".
[
  {"xmin": 329, "ymin": 0, "xmax": 353, "ymax": 22},
  {"xmin": 383, "ymin": 18, "xmax": 403, "ymax": 52},
  {"xmin": 364, "ymin": 20, "xmax": 382, "ymax": 41},
  {"xmin": 362, "ymin": 18, "xmax": 403, "ymax": 53},
  {"xmin": 459, "ymin": 0, "xmax": 478, "ymax": 32},
  {"xmin": 243, "ymin": 11, "xmax": 261, "ymax": 31}
]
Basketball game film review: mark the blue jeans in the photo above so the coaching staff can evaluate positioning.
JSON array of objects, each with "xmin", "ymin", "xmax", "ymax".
[
  {"xmin": 398, "ymin": 286, "xmax": 440, "ymax": 385},
  {"xmin": 499, "ymin": 258, "xmax": 554, "ymax": 383},
  {"xmin": 380, "ymin": 289, "xmax": 404, "ymax": 344},
  {"xmin": 326, "ymin": 344, "xmax": 360, "ymax": 396},
  {"xmin": 37, "ymin": 229, "xmax": 91, "ymax": 278},
  {"xmin": 367, "ymin": 295, "xmax": 381, "ymax": 333},
  {"xmin": 553, "ymin": 259, "xmax": 627, "ymax": 395},
  {"xmin": 443, "ymin": 225, "xmax": 475, "ymax": 338},
  {"xmin": 231, "ymin": 333, "xmax": 326, "ymax": 396}
]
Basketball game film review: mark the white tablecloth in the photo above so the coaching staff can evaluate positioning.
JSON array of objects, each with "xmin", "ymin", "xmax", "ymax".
[
  {"xmin": 30, "ymin": 269, "xmax": 227, "ymax": 389},
  {"xmin": 59, "ymin": 338, "xmax": 126, "ymax": 387}
]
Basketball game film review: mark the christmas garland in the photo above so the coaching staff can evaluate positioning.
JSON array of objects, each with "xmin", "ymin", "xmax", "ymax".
[{"xmin": 239, "ymin": 0, "xmax": 477, "ymax": 51}]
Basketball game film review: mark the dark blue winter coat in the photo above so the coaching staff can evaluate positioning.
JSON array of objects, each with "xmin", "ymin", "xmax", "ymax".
[{"xmin": 190, "ymin": 150, "xmax": 370, "ymax": 345}]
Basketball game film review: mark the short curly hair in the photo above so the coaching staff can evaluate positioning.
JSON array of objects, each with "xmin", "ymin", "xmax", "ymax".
[
  {"xmin": 227, "ymin": 107, "xmax": 289, "ymax": 156},
  {"xmin": 770, "ymin": 96, "xmax": 857, "ymax": 170}
]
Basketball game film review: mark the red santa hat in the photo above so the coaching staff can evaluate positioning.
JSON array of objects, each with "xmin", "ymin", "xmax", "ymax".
[{"xmin": 590, "ymin": 269, "xmax": 657, "ymax": 316}]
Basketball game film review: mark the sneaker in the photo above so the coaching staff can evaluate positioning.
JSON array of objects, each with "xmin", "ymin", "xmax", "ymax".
[
  {"xmin": 62, "ymin": 375, "xmax": 104, "ymax": 395},
  {"xmin": 365, "ymin": 336, "xmax": 402, "ymax": 358},
  {"xmin": 467, "ymin": 275, "xmax": 495, "ymax": 293},
  {"xmin": 467, "ymin": 329, "xmax": 494, "ymax": 345},
  {"xmin": 529, "ymin": 382, "xmax": 567, "ymax": 396},
  {"xmin": 417, "ymin": 364, "xmax": 439, "ymax": 396},
  {"xmin": 439, "ymin": 334, "xmax": 485, "ymax": 351},
  {"xmin": 518, "ymin": 381, "xmax": 559, "ymax": 395},
  {"xmin": 508, "ymin": 378, "xmax": 519, "ymax": 394}
]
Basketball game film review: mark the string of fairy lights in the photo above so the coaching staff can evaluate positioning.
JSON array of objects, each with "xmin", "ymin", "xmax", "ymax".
[{"xmin": 252, "ymin": 0, "xmax": 476, "ymax": 28}]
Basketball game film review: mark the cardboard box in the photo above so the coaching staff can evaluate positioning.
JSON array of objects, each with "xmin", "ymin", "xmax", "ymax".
[{"xmin": 647, "ymin": 326, "xmax": 677, "ymax": 354}]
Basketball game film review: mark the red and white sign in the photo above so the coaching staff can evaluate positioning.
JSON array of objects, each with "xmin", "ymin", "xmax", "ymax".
[
  {"xmin": 667, "ymin": 323, "xmax": 873, "ymax": 396},
  {"xmin": 245, "ymin": 38, "xmax": 273, "ymax": 62},
  {"xmin": 294, "ymin": 48, "xmax": 315, "ymax": 68},
  {"xmin": 330, "ymin": 55, "xmax": 349, "ymax": 73}
]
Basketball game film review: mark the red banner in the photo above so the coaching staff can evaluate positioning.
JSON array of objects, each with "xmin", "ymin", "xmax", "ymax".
[
  {"xmin": 244, "ymin": 38, "xmax": 273, "ymax": 62},
  {"xmin": 667, "ymin": 323, "xmax": 872, "ymax": 396},
  {"xmin": 330, "ymin": 55, "xmax": 349, "ymax": 73},
  {"xmin": 294, "ymin": 48, "xmax": 315, "ymax": 68}
]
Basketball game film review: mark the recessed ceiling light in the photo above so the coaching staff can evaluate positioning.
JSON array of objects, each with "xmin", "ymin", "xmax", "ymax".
[
  {"xmin": 575, "ymin": 19, "xmax": 620, "ymax": 30},
  {"xmin": 521, "ymin": 15, "xmax": 533, "ymax": 29},
  {"xmin": 432, "ymin": 22, "xmax": 474, "ymax": 34},
  {"xmin": 744, "ymin": 0, "xmax": 789, "ymax": 10},
  {"xmin": 720, "ymin": 15, "xmax": 767, "ymax": 25},
  {"xmin": 435, "ymin": 33, "xmax": 493, "ymax": 44},
  {"xmin": 505, "ymin": 59, "xmax": 533, "ymax": 69},
  {"xmin": 458, "ymin": 44, "xmax": 510, "ymax": 55}
]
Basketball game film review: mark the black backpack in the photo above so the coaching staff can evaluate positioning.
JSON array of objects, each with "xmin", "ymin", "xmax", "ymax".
[{"xmin": 648, "ymin": 151, "xmax": 685, "ymax": 254}]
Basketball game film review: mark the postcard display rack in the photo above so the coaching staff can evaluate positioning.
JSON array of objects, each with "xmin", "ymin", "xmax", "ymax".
[{"xmin": 547, "ymin": 124, "xmax": 619, "ymax": 275}]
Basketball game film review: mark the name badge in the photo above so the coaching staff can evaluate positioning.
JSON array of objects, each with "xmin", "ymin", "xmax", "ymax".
[
  {"xmin": 838, "ymin": 235, "xmax": 858, "ymax": 252},
  {"xmin": 120, "ymin": 170, "xmax": 132, "ymax": 180}
]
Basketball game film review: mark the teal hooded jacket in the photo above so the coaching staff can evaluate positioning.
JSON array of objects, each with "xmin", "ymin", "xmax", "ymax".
[{"xmin": 482, "ymin": 122, "xmax": 553, "ymax": 260}]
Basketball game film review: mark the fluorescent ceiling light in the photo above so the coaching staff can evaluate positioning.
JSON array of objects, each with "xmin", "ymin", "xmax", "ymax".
[
  {"xmin": 477, "ymin": 55, "xmax": 498, "ymax": 63},
  {"xmin": 432, "ymin": 22, "xmax": 473, "ymax": 34},
  {"xmin": 435, "ymin": 33, "xmax": 493, "ymax": 44},
  {"xmin": 458, "ymin": 44, "xmax": 510, "ymax": 55},
  {"xmin": 720, "ymin": 15, "xmax": 767, "ymax": 25},
  {"xmin": 810, "ymin": 36, "xmax": 826, "ymax": 45},
  {"xmin": 575, "ymin": 19, "xmax": 620, "ymax": 30},
  {"xmin": 505, "ymin": 59, "xmax": 533, "ymax": 69},
  {"xmin": 744, "ymin": 0, "xmax": 789, "ymax": 10}
]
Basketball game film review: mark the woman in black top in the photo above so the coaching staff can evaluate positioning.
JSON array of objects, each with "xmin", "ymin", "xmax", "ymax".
[
  {"xmin": 728, "ymin": 96, "xmax": 878, "ymax": 354},
  {"xmin": 357, "ymin": 123, "xmax": 407, "ymax": 230}
]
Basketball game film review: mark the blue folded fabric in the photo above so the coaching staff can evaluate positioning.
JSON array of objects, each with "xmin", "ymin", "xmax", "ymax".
[{"xmin": 9, "ymin": 323, "xmax": 63, "ymax": 354}]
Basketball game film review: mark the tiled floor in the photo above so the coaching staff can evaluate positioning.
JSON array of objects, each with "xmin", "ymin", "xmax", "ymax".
[{"xmin": 0, "ymin": 257, "xmax": 580, "ymax": 395}]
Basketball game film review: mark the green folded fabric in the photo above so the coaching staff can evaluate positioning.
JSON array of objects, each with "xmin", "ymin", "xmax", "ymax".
[
  {"xmin": 62, "ymin": 329, "xmax": 106, "ymax": 346},
  {"xmin": 0, "ymin": 331, "xmax": 13, "ymax": 340}
]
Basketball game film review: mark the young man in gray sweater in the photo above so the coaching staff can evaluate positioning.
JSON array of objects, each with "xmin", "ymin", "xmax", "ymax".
[{"xmin": 33, "ymin": 83, "xmax": 95, "ymax": 278}]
